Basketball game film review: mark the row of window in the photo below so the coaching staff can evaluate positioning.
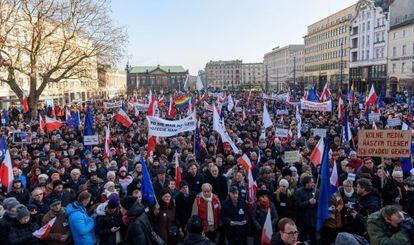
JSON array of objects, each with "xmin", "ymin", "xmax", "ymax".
[
  {"xmin": 305, "ymin": 26, "xmax": 348, "ymax": 45},
  {"xmin": 305, "ymin": 61, "xmax": 348, "ymax": 72},
  {"xmin": 208, "ymin": 65, "xmax": 241, "ymax": 69},
  {"xmin": 209, "ymin": 69, "xmax": 240, "ymax": 74},
  {"xmin": 305, "ymin": 37, "xmax": 347, "ymax": 54},
  {"xmin": 391, "ymin": 62, "xmax": 414, "ymax": 74},
  {"xmin": 392, "ymin": 44, "xmax": 414, "ymax": 57},
  {"xmin": 305, "ymin": 49, "xmax": 347, "ymax": 63},
  {"xmin": 393, "ymin": 28, "xmax": 414, "ymax": 39}
]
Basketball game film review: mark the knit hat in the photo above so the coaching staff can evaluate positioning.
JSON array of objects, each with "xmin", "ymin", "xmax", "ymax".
[
  {"xmin": 107, "ymin": 197, "xmax": 120, "ymax": 209},
  {"xmin": 104, "ymin": 181, "xmax": 115, "ymax": 190},
  {"xmin": 160, "ymin": 188, "xmax": 171, "ymax": 198},
  {"xmin": 53, "ymin": 180, "xmax": 63, "ymax": 189},
  {"xmin": 120, "ymin": 196, "xmax": 137, "ymax": 210},
  {"xmin": 49, "ymin": 198, "xmax": 61, "ymax": 207},
  {"xmin": 279, "ymin": 179, "xmax": 290, "ymax": 188},
  {"xmin": 282, "ymin": 168, "xmax": 292, "ymax": 177},
  {"xmin": 256, "ymin": 189, "xmax": 270, "ymax": 198},
  {"xmin": 38, "ymin": 174, "xmax": 49, "ymax": 180},
  {"xmin": 289, "ymin": 166, "xmax": 298, "ymax": 173},
  {"xmin": 392, "ymin": 171, "xmax": 403, "ymax": 178},
  {"xmin": 2, "ymin": 197, "xmax": 20, "ymax": 211},
  {"xmin": 179, "ymin": 180, "xmax": 189, "ymax": 189},
  {"xmin": 16, "ymin": 204, "xmax": 30, "ymax": 220}
]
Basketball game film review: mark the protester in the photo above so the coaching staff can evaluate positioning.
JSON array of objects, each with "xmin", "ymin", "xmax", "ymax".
[
  {"xmin": 252, "ymin": 189, "xmax": 279, "ymax": 245},
  {"xmin": 8, "ymin": 204, "xmax": 39, "ymax": 244},
  {"xmin": 179, "ymin": 215, "xmax": 215, "ymax": 245},
  {"xmin": 120, "ymin": 196, "xmax": 152, "ymax": 244},
  {"xmin": 271, "ymin": 218, "xmax": 299, "ymax": 245},
  {"xmin": 41, "ymin": 198, "xmax": 72, "ymax": 245},
  {"xmin": 95, "ymin": 195, "xmax": 123, "ymax": 245}
]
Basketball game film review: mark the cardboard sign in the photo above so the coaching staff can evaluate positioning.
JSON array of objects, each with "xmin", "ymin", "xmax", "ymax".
[
  {"xmin": 312, "ymin": 128, "xmax": 327, "ymax": 138},
  {"xmin": 103, "ymin": 101, "xmax": 123, "ymax": 109},
  {"xmin": 275, "ymin": 128, "xmax": 289, "ymax": 138},
  {"xmin": 284, "ymin": 150, "xmax": 301, "ymax": 163},
  {"xmin": 83, "ymin": 135, "xmax": 99, "ymax": 146},
  {"xmin": 276, "ymin": 109, "xmax": 289, "ymax": 115},
  {"xmin": 368, "ymin": 113, "xmax": 380, "ymax": 122},
  {"xmin": 347, "ymin": 173, "xmax": 356, "ymax": 182},
  {"xmin": 387, "ymin": 118, "xmax": 401, "ymax": 127},
  {"xmin": 13, "ymin": 132, "xmax": 32, "ymax": 144},
  {"xmin": 357, "ymin": 130, "xmax": 411, "ymax": 158},
  {"xmin": 147, "ymin": 113, "xmax": 197, "ymax": 137}
]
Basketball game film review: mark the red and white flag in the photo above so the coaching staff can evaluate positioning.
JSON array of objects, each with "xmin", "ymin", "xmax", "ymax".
[
  {"xmin": 310, "ymin": 138, "xmax": 324, "ymax": 167},
  {"xmin": 33, "ymin": 217, "xmax": 56, "ymax": 239},
  {"xmin": 365, "ymin": 84, "xmax": 378, "ymax": 109},
  {"xmin": 0, "ymin": 150, "xmax": 13, "ymax": 192},
  {"xmin": 146, "ymin": 136, "xmax": 156, "ymax": 160},
  {"xmin": 168, "ymin": 97, "xmax": 175, "ymax": 118},
  {"xmin": 262, "ymin": 102, "xmax": 273, "ymax": 129},
  {"xmin": 65, "ymin": 108, "xmax": 71, "ymax": 121},
  {"xmin": 174, "ymin": 153, "xmax": 182, "ymax": 189},
  {"xmin": 103, "ymin": 126, "xmax": 111, "ymax": 157},
  {"xmin": 372, "ymin": 121, "xmax": 378, "ymax": 130},
  {"xmin": 261, "ymin": 209, "xmax": 273, "ymax": 245},
  {"xmin": 247, "ymin": 167, "xmax": 257, "ymax": 210},
  {"xmin": 338, "ymin": 96, "xmax": 345, "ymax": 121},
  {"xmin": 39, "ymin": 115, "xmax": 45, "ymax": 130},
  {"xmin": 320, "ymin": 82, "xmax": 332, "ymax": 102},
  {"xmin": 22, "ymin": 92, "xmax": 29, "ymax": 113},
  {"xmin": 114, "ymin": 108, "xmax": 132, "ymax": 128},
  {"xmin": 237, "ymin": 154, "xmax": 252, "ymax": 172},
  {"xmin": 45, "ymin": 116, "xmax": 64, "ymax": 132}
]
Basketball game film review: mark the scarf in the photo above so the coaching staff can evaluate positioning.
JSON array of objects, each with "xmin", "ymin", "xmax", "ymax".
[
  {"xmin": 257, "ymin": 198, "xmax": 270, "ymax": 212},
  {"xmin": 344, "ymin": 188, "xmax": 354, "ymax": 198},
  {"xmin": 201, "ymin": 193, "xmax": 214, "ymax": 226}
]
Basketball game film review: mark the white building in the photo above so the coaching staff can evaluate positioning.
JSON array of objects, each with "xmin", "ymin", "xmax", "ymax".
[
  {"xmin": 263, "ymin": 45, "xmax": 304, "ymax": 92},
  {"xmin": 349, "ymin": 0, "xmax": 389, "ymax": 94},
  {"xmin": 205, "ymin": 60, "xmax": 242, "ymax": 90},
  {"xmin": 241, "ymin": 63, "xmax": 264, "ymax": 90}
]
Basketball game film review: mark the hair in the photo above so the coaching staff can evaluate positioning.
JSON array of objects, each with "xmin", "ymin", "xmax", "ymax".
[
  {"xmin": 342, "ymin": 179, "xmax": 353, "ymax": 186},
  {"xmin": 357, "ymin": 178, "xmax": 373, "ymax": 192},
  {"xmin": 302, "ymin": 176, "xmax": 313, "ymax": 185},
  {"xmin": 278, "ymin": 218, "xmax": 296, "ymax": 232},
  {"xmin": 381, "ymin": 205, "xmax": 402, "ymax": 219},
  {"xmin": 31, "ymin": 187, "xmax": 43, "ymax": 197},
  {"xmin": 70, "ymin": 168, "xmax": 81, "ymax": 175},
  {"xmin": 77, "ymin": 191, "xmax": 91, "ymax": 203},
  {"xmin": 107, "ymin": 171, "xmax": 116, "ymax": 178},
  {"xmin": 201, "ymin": 183, "xmax": 212, "ymax": 191},
  {"xmin": 187, "ymin": 215, "xmax": 204, "ymax": 234}
]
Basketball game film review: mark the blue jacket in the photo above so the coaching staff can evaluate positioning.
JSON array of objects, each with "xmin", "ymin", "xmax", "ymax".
[{"xmin": 66, "ymin": 201, "xmax": 96, "ymax": 245}]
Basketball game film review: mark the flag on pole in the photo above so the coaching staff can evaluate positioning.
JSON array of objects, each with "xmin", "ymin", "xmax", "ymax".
[
  {"xmin": 320, "ymin": 82, "xmax": 332, "ymax": 102},
  {"xmin": 310, "ymin": 138, "xmax": 324, "ymax": 167},
  {"xmin": 330, "ymin": 161, "xmax": 339, "ymax": 188},
  {"xmin": 0, "ymin": 150, "xmax": 13, "ymax": 192},
  {"xmin": 168, "ymin": 96, "xmax": 175, "ymax": 118},
  {"xmin": 0, "ymin": 137, "xmax": 6, "ymax": 157},
  {"xmin": 348, "ymin": 82, "xmax": 355, "ymax": 104},
  {"xmin": 39, "ymin": 115, "xmax": 45, "ymax": 130},
  {"xmin": 114, "ymin": 108, "xmax": 133, "ymax": 128},
  {"xmin": 195, "ymin": 119, "xmax": 202, "ymax": 154},
  {"xmin": 317, "ymin": 140, "xmax": 338, "ymax": 230},
  {"xmin": 342, "ymin": 109, "xmax": 352, "ymax": 144},
  {"xmin": 103, "ymin": 126, "xmax": 111, "ymax": 157},
  {"xmin": 174, "ymin": 153, "xmax": 182, "ymax": 189},
  {"xmin": 338, "ymin": 95, "xmax": 345, "ymax": 121},
  {"xmin": 45, "ymin": 116, "xmax": 64, "ymax": 132},
  {"xmin": 140, "ymin": 157, "xmax": 156, "ymax": 205},
  {"xmin": 84, "ymin": 106, "xmax": 94, "ymax": 136},
  {"xmin": 365, "ymin": 84, "xmax": 378, "ymax": 110},
  {"xmin": 32, "ymin": 217, "xmax": 56, "ymax": 239},
  {"xmin": 296, "ymin": 105, "xmax": 302, "ymax": 139},
  {"xmin": 65, "ymin": 108, "xmax": 71, "ymax": 121},
  {"xmin": 227, "ymin": 95, "xmax": 234, "ymax": 111},
  {"xmin": 22, "ymin": 92, "xmax": 29, "ymax": 113},
  {"xmin": 261, "ymin": 209, "xmax": 273, "ymax": 245},
  {"xmin": 262, "ymin": 102, "xmax": 273, "ymax": 129}
]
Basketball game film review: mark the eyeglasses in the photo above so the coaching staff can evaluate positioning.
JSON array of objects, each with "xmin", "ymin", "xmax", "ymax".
[
  {"xmin": 34, "ymin": 193, "xmax": 43, "ymax": 196},
  {"xmin": 283, "ymin": 231, "xmax": 299, "ymax": 236}
]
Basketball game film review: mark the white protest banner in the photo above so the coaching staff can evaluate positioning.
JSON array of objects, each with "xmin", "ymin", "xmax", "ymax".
[
  {"xmin": 134, "ymin": 103, "xmax": 149, "ymax": 112},
  {"xmin": 263, "ymin": 92, "xmax": 289, "ymax": 101},
  {"xmin": 276, "ymin": 109, "xmax": 289, "ymax": 115},
  {"xmin": 368, "ymin": 113, "xmax": 380, "ymax": 122},
  {"xmin": 275, "ymin": 128, "xmax": 289, "ymax": 138},
  {"xmin": 284, "ymin": 150, "xmax": 301, "ymax": 163},
  {"xmin": 84, "ymin": 135, "xmax": 99, "ymax": 146},
  {"xmin": 147, "ymin": 113, "xmax": 197, "ymax": 137},
  {"xmin": 387, "ymin": 118, "xmax": 401, "ymax": 127},
  {"xmin": 312, "ymin": 128, "xmax": 327, "ymax": 138},
  {"xmin": 300, "ymin": 99, "xmax": 332, "ymax": 112},
  {"xmin": 103, "ymin": 101, "xmax": 123, "ymax": 109}
]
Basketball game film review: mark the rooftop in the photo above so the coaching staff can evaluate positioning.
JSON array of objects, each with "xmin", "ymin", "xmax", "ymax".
[{"xmin": 128, "ymin": 65, "xmax": 187, "ymax": 73}]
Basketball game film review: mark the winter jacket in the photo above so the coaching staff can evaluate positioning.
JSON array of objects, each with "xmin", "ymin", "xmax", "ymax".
[
  {"xmin": 41, "ymin": 208, "xmax": 72, "ymax": 245},
  {"xmin": 0, "ymin": 211, "xmax": 16, "ymax": 245},
  {"xmin": 191, "ymin": 193, "xmax": 221, "ymax": 232},
  {"xmin": 7, "ymin": 188, "xmax": 31, "ymax": 205},
  {"xmin": 175, "ymin": 191, "xmax": 192, "ymax": 228},
  {"xmin": 274, "ymin": 190, "xmax": 296, "ymax": 220},
  {"xmin": 220, "ymin": 198, "xmax": 249, "ymax": 238},
  {"xmin": 124, "ymin": 203, "xmax": 152, "ymax": 245},
  {"xmin": 366, "ymin": 210, "xmax": 410, "ymax": 245},
  {"xmin": 270, "ymin": 232, "xmax": 289, "ymax": 245},
  {"xmin": 95, "ymin": 202, "xmax": 123, "ymax": 245},
  {"xmin": 294, "ymin": 186, "xmax": 317, "ymax": 228},
  {"xmin": 152, "ymin": 175, "xmax": 172, "ymax": 198},
  {"xmin": 65, "ymin": 201, "xmax": 96, "ymax": 245},
  {"xmin": 29, "ymin": 198, "xmax": 50, "ymax": 215},
  {"xmin": 154, "ymin": 201, "xmax": 177, "ymax": 244},
  {"xmin": 184, "ymin": 173, "xmax": 204, "ymax": 200},
  {"xmin": 8, "ymin": 219, "xmax": 39, "ymax": 245},
  {"xmin": 251, "ymin": 202, "xmax": 278, "ymax": 231},
  {"xmin": 354, "ymin": 191, "xmax": 382, "ymax": 236},
  {"xmin": 205, "ymin": 174, "xmax": 229, "ymax": 203},
  {"xmin": 46, "ymin": 190, "xmax": 73, "ymax": 207},
  {"xmin": 178, "ymin": 233, "xmax": 215, "ymax": 245}
]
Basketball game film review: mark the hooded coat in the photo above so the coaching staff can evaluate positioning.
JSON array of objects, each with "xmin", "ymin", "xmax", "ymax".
[
  {"xmin": 65, "ymin": 201, "xmax": 96, "ymax": 245},
  {"xmin": 124, "ymin": 203, "xmax": 153, "ymax": 245}
]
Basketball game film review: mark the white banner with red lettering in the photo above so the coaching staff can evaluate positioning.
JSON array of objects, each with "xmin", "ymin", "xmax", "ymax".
[
  {"xmin": 300, "ymin": 99, "xmax": 332, "ymax": 112},
  {"xmin": 147, "ymin": 112, "xmax": 197, "ymax": 137}
]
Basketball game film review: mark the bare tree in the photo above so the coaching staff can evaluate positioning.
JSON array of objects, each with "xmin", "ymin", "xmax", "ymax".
[{"xmin": 0, "ymin": 0, "xmax": 127, "ymax": 116}]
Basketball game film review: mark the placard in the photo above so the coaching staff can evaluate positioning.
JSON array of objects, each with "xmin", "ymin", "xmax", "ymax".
[
  {"xmin": 147, "ymin": 113, "xmax": 197, "ymax": 137},
  {"xmin": 284, "ymin": 150, "xmax": 301, "ymax": 163},
  {"xmin": 84, "ymin": 135, "xmax": 99, "ymax": 146},
  {"xmin": 134, "ymin": 103, "xmax": 149, "ymax": 112},
  {"xmin": 347, "ymin": 173, "xmax": 356, "ymax": 182},
  {"xmin": 387, "ymin": 118, "xmax": 401, "ymax": 127},
  {"xmin": 275, "ymin": 128, "xmax": 289, "ymax": 138},
  {"xmin": 13, "ymin": 132, "xmax": 32, "ymax": 144},
  {"xmin": 300, "ymin": 99, "xmax": 332, "ymax": 112},
  {"xmin": 276, "ymin": 109, "xmax": 289, "ymax": 115},
  {"xmin": 312, "ymin": 128, "xmax": 327, "ymax": 138},
  {"xmin": 357, "ymin": 130, "xmax": 411, "ymax": 158},
  {"xmin": 103, "ymin": 101, "xmax": 123, "ymax": 109},
  {"xmin": 368, "ymin": 113, "xmax": 380, "ymax": 122}
]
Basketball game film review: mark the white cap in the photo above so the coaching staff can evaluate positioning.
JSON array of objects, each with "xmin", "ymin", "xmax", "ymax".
[
  {"xmin": 410, "ymin": 168, "xmax": 414, "ymax": 176},
  {"xmin": 279, "ymin": 179, "xmax": 289, "ymax": 188},
  {"xmin": 392, "ymin": 171, "xmax": 403, "ymax": 178},
  {"xmin": 38, "ymin": 174, "xmax": 49, "ymax": 180}
]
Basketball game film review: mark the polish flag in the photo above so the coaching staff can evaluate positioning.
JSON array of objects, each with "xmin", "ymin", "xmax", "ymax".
[
  {"xmin": 174, "ymin": 153, "xmax": 182, "ymax": 189},
  {"xmin": 146, "ymin": 136, "xmax": 156, "ymax": 160},
  {"xmin": 310, "ymin": 138, "xmax": 324, "ymax": 167},
  {"xmin": 103, "ymin": 126, "xmax": 111, "ymax": 157},
  {"xmin": 45, "ymin": 116, "xmax": 64, "ymax": 132},
  {"xmin": 365, "ymin": 84, "xmax": 378, "ymax": 109},
  {"xmin": 114, "ymin": 108, "xmax": 132, "ymax": 128},
  {"xmin": 65, "ymin": 108, "xmax": 71, "ymax": 121},
  {"xmin": 237, "ymin": 154, "xmax": 252, "ymax": 172},
  {"xmin": 330, "ymin": 161, "xmax": 339, "ymax": 188},
  {"xmin": 372, "ymin": 121, "xmax": 378, "ymax": 130},
  {"xmin": 32, "ymin": 217, "xmax": 56, "ymax": 239},
  {"xmin": 22, "ymin": 92, "xmax": 29, "ymax": 113},
  {"xmin": 168, "ymin": 97, "xmax": 175, "ymax": 118},
  {"xmin": 261, "ymin": 209, "xmax": 273, "ymax": 245},
  {"xmin": 338, "ymin": 96, "xmax": 345, "ymax": 121},
  {"xmin": 39, "ymin": 115, "xmax": 45, "ymax": 130},
  {"xmin": 247, "ymin": 167, "xmax": 257, "ymax": 210},
  {"xmin": 320, "ymin": 83, "xmax": 332, "ymax": 102},
  {"xmin": 0, "ymin": 150, "xmax": 13, "ymax": 192},
  {"xmin": 158, "ymin": 96, "xmax": 165, "ymax": 107}
]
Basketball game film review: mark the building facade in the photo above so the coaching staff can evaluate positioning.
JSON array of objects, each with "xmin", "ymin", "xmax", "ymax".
[
  {"xmin": 304, "ymin": 4, "xmax": 356, "ymax": 92},
  {"xmin": 387, "ymin": 0, "xmax": 414, "ymax": 95},
  {"xmin": 98, "ymin": 65, "xmax": 126, "ymax": 99},
  {"xmin": 126, "ymin": 65, "xmax": 188, "ymax": 95},
  {"xmin": 263, "ymin": 45, "xmax": 304, "ymax": 92},
  {"xmin": 241, "ymin": 63, "xmax": 264, "ymax": 90},
  {"xmin": 205, "ymin": 60, "xmax": 242, "ymax": 90},
  {"xmin": 349, "ymin": 0, "xmax": 389, "ymax": 95}
]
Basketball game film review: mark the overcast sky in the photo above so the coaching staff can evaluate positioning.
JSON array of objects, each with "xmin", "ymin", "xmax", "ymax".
[{"xmin": 111, "ymin": 0, "xmax": 357, "ymax": 74}]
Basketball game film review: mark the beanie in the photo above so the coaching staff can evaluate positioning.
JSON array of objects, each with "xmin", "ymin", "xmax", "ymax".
[
  {"xmin": 2, "ymin": 197, "xmax": 20, "ymax": 211},
  {"xmin": 16, "ymin": 204, "xmax": 30, "ymax": 220},
  {"xmin": 120, "ymin": 196, "xmax": 137, "ymax": 211},
  {"xmin": 179, "ymin": 180, "xmax": 189, "ymax": 189},
  {"xmin": 53, "ymin": 180, "xmax": 63, "ymax": 189},
  {"xmin": 107, "ymin": 198, "xmax": 120, "ymax": 209},
  {"xmin": 279, "ymin": 179, "xmax": 290, "ymax": 188}
]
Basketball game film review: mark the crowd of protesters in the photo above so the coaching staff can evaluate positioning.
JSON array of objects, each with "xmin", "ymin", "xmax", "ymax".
[{"xmin": 0, "ymin": 89, "xmax": 413, "ymax": 245}]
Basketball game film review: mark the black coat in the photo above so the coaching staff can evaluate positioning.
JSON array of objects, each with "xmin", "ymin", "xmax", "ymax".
[
  {"xmin": 206, "ymin": 175, "xmax": 229, "ymax": 202},
  {"xmin": 270, "ymin": 232, "xmax": 288, "ymax": 245},
  {"xmin": 0, "ymin": 212, "xmax": 16, "ymax": 245},
  {"xmin": 152, "ymin": 176, "xmax": 172, "ymax": 198},
  {"xmin": 184, "ymin": 173, "xmax": 204, "ymax": 200},
  {"xmin": 175, "ymin": 192, "xmax": 192, "ymax": 228},
  {"xmin": 251, "ymin": 202, "xmax": 278, "ymax": 231},
  {"xmin": 294, "ymin": 187, "xmax": 317, "ymax": 228},
  {"xmin": 8, "ymin": 219, "xmax": 39, "ymax": 245},
  {"xmin": 178, "ymin": 233, "xmax": 215, "ymax": 245},
  {"xmin": 125, "ymin": 203, "xmax": 152, "ymax": 245},
  {"xmin": 274, "ymin": 191, "xmax": 296, "ymax": 220},
  {"xmin": 95, "ymin": 204, "xmax": 123, "ymax": 245},
  {"xmin": 354, "ymin": 190, "xmax": 382, "ymax": 236},
  {"xmin": 46, "ymin": 190, "xmax": 73, "ymax": 207},
  {"xmin": 7, "ymin": 188, "xmax": 31, "ymax": 205},
  {"xmin": 220, "ymin": 198, "xmax": 248, "ymax": 237}
]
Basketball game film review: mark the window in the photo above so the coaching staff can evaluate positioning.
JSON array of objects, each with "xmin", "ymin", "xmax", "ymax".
[
  {"xmin": 402, "ymin": 63, "xmax": 406, "ymax": 73},
  {"xmin": 366, "ymin": 50, "xmax": 369, "ymax": 60},
  {"xmin": 381, "ymin": 32, "xmax": 385, "ymax": 41},
  {"xmin": 367, "ymin": 21, "xmax": 370, "ymax": 30},
  {"xmin": 403, "ymin": 45, "xmax": 406, "ymax": 55},
  {"xmin": 393, "ymin": 47, "xmax": 397, "ymax": 57},
  {"xmin": 392, "ymin": 63, "xmax": 396, "ymax": 73},
  {"xmin": 412, "ymin": 61, "xmax": 414, "ymax": 73},
  {"xmin": 367, "ymin": 35, "xmax": 370, "ymax": 45},
  {"xmin": 393, "ymin": 32, "xmax": 397, "ymax": 39},
  {"xmin": 403, "ymin": 30, "xmax": 406, "ymax": 37},
  {"xmin": 376, "ymin": 33, "xmax": 380, "ymax": 42}
]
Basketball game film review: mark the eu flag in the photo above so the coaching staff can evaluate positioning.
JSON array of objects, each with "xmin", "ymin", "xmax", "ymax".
[
  {"xmin": 317, "ymin": 139, "xmax": 337, "ymax": 230},
  {"xmin": 308, "ymin": 87, "xmax": 319, "ymax": 102},
  {"xmin": 84, "ymin": 106, "xmax": 94, "ymax": 136},
  {"xmin": 2, "ymin": 110, "xmax": 9, "ymax": 125},
  {"xmin": 0, "ymin": 136, "xmax": 7, "ymax": 158},
  {"xmin": 66, "ymin": 111, "xmax": 80, "ymax": 128},
  {"xmin": 140, "ymin": 157, "xmax": 156, "ymax": 206}
]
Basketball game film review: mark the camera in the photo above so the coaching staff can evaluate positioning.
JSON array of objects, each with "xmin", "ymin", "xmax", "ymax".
[{"xmin": 403, "ymin": 179, "xmax": 414, "ymax": 188}]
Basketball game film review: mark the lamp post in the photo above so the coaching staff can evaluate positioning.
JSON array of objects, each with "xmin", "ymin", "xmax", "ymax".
[{"xmin": 340, "ymin": 40, "xmax": 344, "ymax": 91}]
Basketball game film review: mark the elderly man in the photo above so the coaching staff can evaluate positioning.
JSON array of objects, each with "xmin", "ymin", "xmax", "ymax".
[{"xmin": 67, "ymin": 168, "xmax": 87, "ymax": 193}]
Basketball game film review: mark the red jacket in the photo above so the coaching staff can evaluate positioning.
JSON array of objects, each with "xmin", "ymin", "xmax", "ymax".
[{"xmin": 193, "ymin": 194, "xmax": 221, "ymax": 232}]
